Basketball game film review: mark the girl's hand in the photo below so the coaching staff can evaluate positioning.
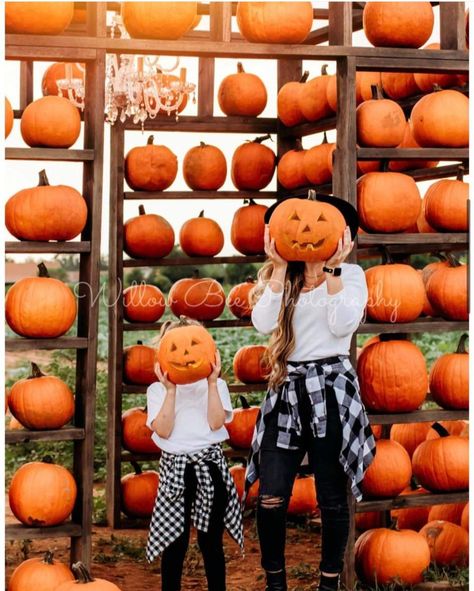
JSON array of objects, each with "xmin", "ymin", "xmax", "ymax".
[
  {"xmin": 325, "ymin": 226, "xmax": 354, "ymax": 268},
  {"xmin": 154, "ymin": 362, "xmax": 176, "ymax": 393},
  {"xmin": 264, "ymin": 225, "xmax": 287, "ymax": 269},
  {"xmin": 208, "ymin": 350, "xmax": 221, "ymax": 385}
]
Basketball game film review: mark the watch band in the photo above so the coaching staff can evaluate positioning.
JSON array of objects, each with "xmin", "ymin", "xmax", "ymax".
[{"xmin": 323, "ymin": 266, "xmax": 342, "ymax": 277}]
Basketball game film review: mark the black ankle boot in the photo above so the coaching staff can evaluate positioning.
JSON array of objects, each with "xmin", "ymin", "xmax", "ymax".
[
  {"xmin": 318, "ymin": 573, "xmax": 340, "ymax": 591},
  {"xmin": 265, "ymin": 569, "xmax": 287, "ymax": 591}
]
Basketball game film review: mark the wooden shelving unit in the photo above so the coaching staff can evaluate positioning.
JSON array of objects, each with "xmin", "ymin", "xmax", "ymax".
[{"xmin": 4, "ymin": 4, "xmax": 106, "ymax": 568}]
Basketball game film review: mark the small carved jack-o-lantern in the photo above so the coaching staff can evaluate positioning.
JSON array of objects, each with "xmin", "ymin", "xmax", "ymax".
[
  {"xmin": 156, "ymin": 324, "xmax": 217, "ymax": 385},
  {"xmin": 269, "ymin": 193, "xmax": 346, "ymax": 262}
]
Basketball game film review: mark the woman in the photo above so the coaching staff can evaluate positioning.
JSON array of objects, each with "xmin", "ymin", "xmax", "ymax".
[{"xmin": 245, "ymin": 193, "xmax": 376, "ymax": 591}]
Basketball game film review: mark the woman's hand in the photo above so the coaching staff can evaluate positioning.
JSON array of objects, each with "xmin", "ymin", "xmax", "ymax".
[
  {"xmin": 208, "ymin": 350, "xmax": 221, "ymax": 385},
  {"xmin": 325, "ymin": 226, "xmax": 354, "ymax": 268},
  {"xmin": 264, "ymin": 225, "xmax": 287, "ymax": 269},
  {"xmin": 154, "ymin": 362, "xmax": 176, "ymax": 394}
]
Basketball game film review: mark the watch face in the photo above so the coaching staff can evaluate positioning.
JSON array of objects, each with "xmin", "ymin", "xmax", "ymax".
[{"xmin": 333, "ymin": 267, "xmax": 342, "ymax": 277}]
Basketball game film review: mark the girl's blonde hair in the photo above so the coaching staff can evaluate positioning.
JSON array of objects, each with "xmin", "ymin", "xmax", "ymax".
[
  {"xmin": 250, "ymin": 260, "xmax": 305, "ymax": 390},
  {"xmin": 152, "ymin": 315, "xmax": 203, "ymax": 345}
]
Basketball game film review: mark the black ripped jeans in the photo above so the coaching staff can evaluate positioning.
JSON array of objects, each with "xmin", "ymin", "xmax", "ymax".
[
  {"xmin": 161, "ymin": 462, "xmax": 228, "ymax": 591},
  {"xmin": 257, "ymin": 377, "xmax": 350, "ymax": 575}
]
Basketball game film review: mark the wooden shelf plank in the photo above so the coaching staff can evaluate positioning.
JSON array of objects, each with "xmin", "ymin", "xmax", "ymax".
[
  {"xmin": 5, "ymin": 241, "xmax": 91, "ymax": 254},
  {"xmin": 122, "ymin": 115, "xmax": 278, "ymax": 133},
  {"xmin": 6, "ymin": 337, "xmax": 89, "ymax": 351},
  {"xmin": 124, "ymin": 190, "xmax": 277, "ymax": 201},
  {"xmin": 5, "ymin": 427, "xmax": 85, "ymax": 444},
  {"xmin": 6, "ymin": 45, "xmax": 97, "ymax": 62},
  {"xmin": 358, "ymin": 319, "xmax": 468, "ymax": 334},
  {"xmin": 123, "ymin": 318, "xmax": 253, "ymax": 331},
  {"xmin": 6, "ymin": 522, "xmax": 83, "ymax": 540},
  {"xmin": 5, "ymin": 148, "xmax": 95, "ymax": 162},
  {"xmin": 358, "ymin": 148, "xmax": 468, "ymax": 161},
  {"xmin": 406, "ymin": 163, "xmax": 469, "ymax": 182},
  {"xmin": 357, "ymin": 491, "xmax": 469, "ymax": 513},
  {"xmin": 368, "ymin": 409, "xmax": 469, "ymax": 425},
  {"xmin": 358, "ymin": 233, "xmax": 469, "ymax": 247},
  {"xmin": 123, "ymin": 255, "xmax": 266, "ymax": 268}
]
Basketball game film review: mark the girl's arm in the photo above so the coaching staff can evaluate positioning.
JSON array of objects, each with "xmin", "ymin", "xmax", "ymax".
[
  {"xmin": 150, "ymin": 363, "xmax": 177, "ymax": 439},
  {"xmin": 207, "ymin": 351, "xmax": 226, "ymax": 430}
]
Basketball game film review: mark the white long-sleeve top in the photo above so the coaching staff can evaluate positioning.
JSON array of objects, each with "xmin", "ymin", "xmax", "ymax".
[{"xmin": 251, "ymin": 263, "xmax": 368, "ymax": 361}]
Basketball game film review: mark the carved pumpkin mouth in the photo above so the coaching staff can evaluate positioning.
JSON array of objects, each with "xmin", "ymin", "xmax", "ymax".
[
  {"xmin": 170, "ymin": 360, "xmax": 203, "ymax": 371},
  {"xmin": 291, "ymin": 238, "xmax": 325, "ymax": 251}
]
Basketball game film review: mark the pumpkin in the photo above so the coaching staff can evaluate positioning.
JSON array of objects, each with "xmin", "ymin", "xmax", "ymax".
[
  {"xmin": 414, "ymin": 201, "xmax": 437, "ymax": 236},
  {"xmin": 365, "ymin": 262, "xmax": 426, "ymax": 323},
  {"xmin": 326, "ymin": 72, "xmax": 382, "ymax": 112},
  {"xmin": 303, "ymin": 132, "xmax": 336, "ymax": 186},
  {"xmin": 277, "ymin": 71, "xmax": 309, "ymax": 128},
  {"xmin": 56, "ymin": 562, "xmax": 122, "ymax": 590},
  {"xmin": 150, "ymin": 72, "xmax": 188, "ymax": 115},
  {"xmin": 226, "ymin": 395, "xmax": 259, "ymax": 449},
  {"xmin": 231, "ymin": 134, "xmax": 276, "ymax": 190},
  {"xmin": 422, "ymin": 255, "xmax": 450, "ymax": 285},
  {"xmin": 355, "ymin": 511, "xmax": 384, "ymax": 531},
  {"xmin": 461, "ymin": 503, "xmax": 469, "ymax": 531},
  {"xmin": 390, "ymin": 423, "xmax": 432, "ymax": 458},
  {"xmin": 392, "ymin": 484, "xmax": 431, "ymax": 530},
  {"xmin": 288, "ymin": 475, "xmax": 318, "ymax": 515},
  {"xmin": 426, "ymin": 420, "xmax": 468, "ymax": 440},
  {"xmin": 123, "ymin": 205, "xmax": 175, "ymax": 260},
  {"xmin": 268, "ymin": 192, "xmax": 346, "ymax": 263},
  {"xmin": 156, "ymin": 320, "xmax": 217, "ymax": 385},
  {"xmin": 356, "ymin": 157, "xmax": 381, "ymax": 177},
  {"xmin": 6, "ymin": 169, "xmax": 87, "ymax": 242},
  {"xmin": 5, "ymin": 97, "xmax": 13, "ymax": 139},
  {"xmin": 21, "ymin": 96, "xmax": 80, "ymax": 149},
  {"xmin": 182, "ymin": 142, "xmax": 227, "ymax": 191},
  {"xmin": 41, "ymin": 62, "xmax": 85, "ymax": 98},
  {"xmin": 8, "ymin": 551, "xmax": 74, "ymax": 591},
  {"xmin": 230, "ymin": 464, "xmax": 259, "ymax": 504},
  {"xmin": 121, "ymin": 462, "xmax": 159, "ymax": 518},
  {"xmin": 168, "ymin": 271, "xmax": 225, "ymax": 321},
  {"xmin": 356, "ymin": 85, "xmax": 406, "ymax": 147},
  {"xmin": 236, "ymin": 2, "xmax": 313, "ymax": 44},
  {"xmin": 121, "ymin": 407, "xmax": 159, "ymax": 454},
  {"xmin": 355, "ymin": 528, "xmax": 431, "ymax": 585},
  {"xmin": 123, "ymin": 284, "xmax": 166, "ymax": 324},
  {"xmin": 218, "ymin": 62, "xmax": 267, "ymax": 117},
  {"xmin": 425, "ymin": 256, "xmax": 468, "ymax": 321},
  {"xmin": 413, "ymin": 423, "xmax": 469, "ymax": 492},
  {"xmin": 362, "ymin": 439, "xmax": 412, "ymax": 497},
  {"xmin": 414, "ymin": 44, "xmax": 460, "ymax": 93},
  {"xmin": 122, "ymin": 2, "xmax": 197, "ymax": 39},
  {"xmin": 357, "ymin": 171, "xmax": 421, "ymax": 233},
  {"xmin": 231, "ymin": 199, "xmax": 268, "ymax": 255},
  {"xmin": 233, "ymin": 345, "xmax": 269, "ymax": 384},
  {"xmin": 125, "ymin": 135, "xmax": 178, "ymax": 192},
  {"xmin": 389, "ymin": 122, "xmax": 439, "ymax": 172},
  {"xmin": 381, "ymin": 71, "xmax": 421, "ymax": 100},
  {"xmin": 428, "ymin": 503, "xmax": 467, "ymax": 525},
  {"xmin": 363, "ymin": 2, "xmax": 434, "ymax": 48},
  {"xmin": 424, "ymin": 166, "xmax": 469, "ymax": 232},
  {"xmin": 420, "ymin": 520, "xmax": 469, "ymax": 567},
  {"xmin": 179, "ymin": 210, "xmax": 224, "ymax": 257},
  {"xmin": 6, "ymin": 2, "xmax": 74, "ymax": 34},
  {"xmin": 411, "ymin": 89, "xmax": 469, "ymax": 148},
  {"xmin": 123, "ymin": 341, "xmax": 156, "ymax": 385},
  {"xmin": 8, "ymin": 362, "xmax": 74, "ymax": 430},
  {"xmin": 429, "ymin": 333, "xmax": 469, "ymax": 410},
  {"xmin": 9, "ymin": 457, "xmax": 77, "ymax": 526},
  {"xmin": 5, "ymin": 262, "xmax": 77, "ymax": 338},
  {"xmin": 299, "ymin": 64, "xmax": 334, "ymax": 122},
  {"xmin": 227, "ymin": 277, "xmax": 255, "ymax": 319},
  {"xmin": 277, "ymin": 139, "xmax": 308, "ymax": 190}
]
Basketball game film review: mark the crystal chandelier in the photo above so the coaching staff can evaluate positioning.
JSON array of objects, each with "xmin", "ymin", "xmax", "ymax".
[{"xmin": 56, "ymin": 63, "xmax": 86, "ymax": 111}]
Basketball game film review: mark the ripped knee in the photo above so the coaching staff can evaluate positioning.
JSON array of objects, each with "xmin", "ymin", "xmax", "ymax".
[{"xmin": 258, "ymin": 494, "xmax": 287, "ymax": 510}]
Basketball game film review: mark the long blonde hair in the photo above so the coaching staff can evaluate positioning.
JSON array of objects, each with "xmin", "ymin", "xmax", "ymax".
[
  {"xmin": 250, "ymin": 260, "xmax": 305, "ymax": 390},
  {"xmin": 152, "ymin": 315, "xmax": 203, "ymax": 345}
]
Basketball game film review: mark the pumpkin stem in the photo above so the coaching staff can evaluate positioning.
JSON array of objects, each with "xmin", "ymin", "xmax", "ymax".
[
  {"xmin": 371, "ymin": 85, "xmax": 384, "ymax": 100},
  {"xmin": 29, "ymin": 362, "xmax": 45, "ymax": 380},
  {"xmin": 379, "ymin": 333, "xmax": 408, "ymax": 342},
  {"xmin": 72, "ymin": 562, "xmax": 95, "ymax": 583},
  {"xmin": 321, "ymin": 64, "xmax": 329, "ymax": 76},
  {"xmin": 131, "ymin": 461, "xmax": 143, "ymax": 475},
  {"xmin": 137, "ymin": 340, "xmax": 143, "ymax": 345},
  {"xmin": 456, "ymin": 165, "xmax": 465, "ymax": 182},
  {"xmin": 294, "ymin": 138, "xmax": 304, "ymax": 152},
  {"xmin": 37, "ymin": 262, "xmax": 50, "ymax": 278},
  {"xmin": 198, "ymin": 210, "xmax": 205, "ymax": 218},
  {"xmin": 237, "ymin": 62, "xmax": 244, "ymax": 73},
  {"xmin": 38, "ymin": 169, "xmax": 50, "ymax": 187},
  {"xmin": 300, "ymin": 70, "xmax": 310, "ymax": 83},
  {"xmin": 199, "ymin": 141, "xmax": 206, "ymax": 148},
  {"xmin": 43, "ymin": 550, "xmax": 55, "ymax": 564},
  {"xmin": 246, "ymin": 276, "xmax": 255, "ymax": 283},
  {"xmin": 381, "ymin": 159, "xmax": 389, "ymax": 173},
  {"xmin": 147, "ymin": 135, "xmax": 154, "ymax": 145},
  {"xmin": 247, "ymin": 198, "xmax": 256, "ymax": 206},
  {"xmin": 432, "ymin": 83, "xmax": 442, "ymax": 92},
  {"xmin": 253, "ymin": 133, "xmax": 272, "ymax": 144},
  {"xmin": 307, "ymin": 189, "xmax": 317, "ymax": 201},
  {"xmin": 380, "ymin": 247, "xmax": 394, "ymax": 265},
  {"xmin": 430, "ymin": 422, "xmax": 450, "ymax": 438},
  {"xmin": 178, "ymin": 315, "xmax": 191, "ymax": 326},
  {"xmin": 409, "ymin": 476, "xmax": 420, "ymax": 491},
  {"xmin": 239, "ymin": 395, "xmax": 251, "ymax": 409},
  {"xmin": 321, "ymin": 132, "xmax": 328, "ymax": 145},
  {"xmin": 42, "ymin": 455, "xmax": 54, "ymax": 464},
  {"xmin": 456, "ymin": 333, "xmax": 469, "ymax": 354},
  {"xmin": 445, "ymin": 252, "xmax": 461, "ymax": 268},
  {"xmin": 138, "ymin": 204, "xmax": 146, "ymax": 216}
]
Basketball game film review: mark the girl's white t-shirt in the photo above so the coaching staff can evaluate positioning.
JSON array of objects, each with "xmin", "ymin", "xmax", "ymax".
[{"xmin": 146, "ymin": 378, "xmax": 233, "ymax": 454}]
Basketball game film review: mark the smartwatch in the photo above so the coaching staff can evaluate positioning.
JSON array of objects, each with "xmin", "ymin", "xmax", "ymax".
[{"xmin": 323, "ymin": 266, "xmax": 342, "ymax": 277}]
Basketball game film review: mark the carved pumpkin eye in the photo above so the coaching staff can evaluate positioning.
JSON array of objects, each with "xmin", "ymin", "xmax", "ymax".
[
  {"xmin": 170, "ymin": 343, "xmax": 177, "ymax": 352},
  {"xmin": 289, "ymin": 212, "xmax": 300, "ymax": 221},
  {"xmin": 317, "ymin": 213, "xmax": 327, "ymax": 222},
  {"xmin": 191, "ymin": 339, "xmax": 200, "ymax": 346}
]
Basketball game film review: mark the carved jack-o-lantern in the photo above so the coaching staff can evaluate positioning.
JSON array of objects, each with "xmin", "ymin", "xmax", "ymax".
[
  {"xmin": 156, "ymin": 324, "xmax": 217, "ymax": 385},
  {"xmin": 268, "ymin": 194, "xmax": 346, "ymax": 262}
]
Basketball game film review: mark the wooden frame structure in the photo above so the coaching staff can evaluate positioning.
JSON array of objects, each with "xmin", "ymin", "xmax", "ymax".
[{"xmin": 5, "ymin": 5, "xmax": 106, "ymax": 567}]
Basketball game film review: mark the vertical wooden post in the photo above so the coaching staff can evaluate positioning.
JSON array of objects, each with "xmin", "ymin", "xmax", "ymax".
[
  {"xmin": 440, "ymin": 2, "xmax": 466, "ymax": 50},
  {"xmin": 19, "ymin": 61, "xmax": 33, "ymax": 110},
  {"xmin": 328, "ymin": 3, "xmax": 353, "ymax": 46}
]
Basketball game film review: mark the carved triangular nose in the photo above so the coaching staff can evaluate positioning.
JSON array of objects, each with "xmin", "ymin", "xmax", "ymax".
[
  {"xmin": 302, "ymin": 225, "xmax": 311, "ymax": 232},
  {"xmin": 184, "ymin": 349, "xmax": 189, "ymax": 355}
]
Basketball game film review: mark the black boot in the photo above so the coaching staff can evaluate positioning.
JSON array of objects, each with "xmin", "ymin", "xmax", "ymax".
[
  {"xmin": 265, "ymin": 570, "xmax": 287, "ymax": 591},
  {"xmin": 318, "ymin": 573, "xmax": 340, "ymax": 591}
]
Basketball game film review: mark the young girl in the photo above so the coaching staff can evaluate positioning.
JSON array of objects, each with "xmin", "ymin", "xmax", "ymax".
[{"xmin": 145, "ymin": 318, "xmax": 243, "ymax": 591}]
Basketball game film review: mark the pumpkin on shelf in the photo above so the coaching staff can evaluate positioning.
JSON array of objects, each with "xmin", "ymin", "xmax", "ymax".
[
  {"xmin": 168, "ymin": 271, "xmax": 225, "ymax": 321},
  {"xmin": 8, "ymin": 362, "xmax": 74, "ymax": 431},
  {"xmin": 9, "ymin": 457, "xmax": 77, "ymax": 526},
  {"xmin": 299, "ymin": 64, "xmax": 334, "ymax": 122},
  {"xmin": 381, "ymin": 71, "xmax": 421, "ymax": 100},
  {"xmin": 362, "ymin": 2, "xmax": 434, "ymax": 48},
  {"xmin": 428, "ymin": 502, "xmax": 467, "ymax": 525},
  {"xmin": 8, "ymin": 551, "xmax": 74, "ymax": 591},
  {"xmin": 123, "ymin": 341, "xmax": 156, "ymax": 386},
  {"xmin": 227, "ymin": 277, "xmax": 255, "ymax": 319},
  {"xmin": 236, "ymin": 2, "xmax": 313, "ymax": 44},
  {"xmin": 277, "ymin": 71, "xmax": 310, "ymax": 128},
  {"xmin": 56, "ymin": 562, "xmax": 122, "ymax": 591},
  {"xmin": 425, "ymin": 255, "xmax": 468, "ymax": 321},
  {"xmin": 123, "ymin": 205, "xmax": 175, "ymax": 260},
  {"xmin": 6, "ymin": 169, "xmax": 87, "ymax": 242},
  {"xmin": 419, "ymin": 520, "xmax": 469, "ymax": 567},
  {"xmin": 218, "ymin": 62, "xmax": 267, "ymax": 117},
  {"xmin": 277, "ymin": 139, "xmax": 308, "ymax": 190},
  {"xmin": 123, "ymin": 284, "xmax": 166, "ymax": 324},
  {"xmin": 231, "ymin": 199, "xmax": 268, "ymax": 255},
  {"xmin": 230, "ymin": 464, "xmax": 259, "ymax": 504},
  {"xmin": 388, "ymin": 122, "xmax": 439, "ymax": 172},
  {"xmin": 425, "ymin": 420, "xmax": 468, "ymax": 440},
  {"xmin": 125, "ymin": 135, "xmax": 178, "ymax": 192},
  {"xmin": 121, "ymin": 462, "xmax": 159, "ymax": 518},
  {"xmin": 424, "ymin": 166, "xmax": 469, "ymax": 232},
  {"xmin": 412, "ymin": 201, "xmax": 436, "ymax": 236},
  {"xmin": 122, "ymin": 2, "xmax": 197, "ymax": 40},
  {"xmin": 356, "ymin": 85, "xmax": 406, "ymax": 147},
  {"xmin": 121, "ymin": 407, "xmax": 160, "ymax": 454},
  {"xmin": 288, "ymin": 475, "xmax": 318, "ymax": 515},
  {"xmin": 390, "ymin": 423, "xmax": 432, "ymax": 458},
  {"xmin": 391, "ymin": 482, "xmax": 431, "ymax": 531},
  {"xmin": 355, "ymin": 528, "xmax": 431, "ymax": 586},
  {"xmin": 182, "ymin": 142, "xmax": 227, "ymax": 191},
  {"xmin": 303, "ymin": 132, "xmax": 336, "ymax": 186},
  {"xmin": 6, "ymin": 2, "xmax": 74, "ymax": 34},
  {"xmin": 150, "ymin": 72, "xmax": 189, "ymax": 115},
  {"xmin": 414, "ymin": 44, "xmax": 460, "ymax": 93},
  {"xmin": 429, "ymin": 333, "xmax": 469, "ymax": 410},
  {"xmin": 326, "ymin": 71, "xmax": 382, "ymax": 112},
  {"xmin": 21, "ymin": 96, "xmax": 81, "ymax": 149},
  {"xmin": 5, "ymin": 97, "xmax": 13, "ymax": 139},
  {"xmin": 413, "ymin": 422, "xmax": 469, "ymax": 492},
  {"xmin": 179, "ymin": 210, "xmax": 224, "ymax": 257},
  {"xmin": 41, "ymin": 62, "xmax": 85, "ymax": 98},
  {"xmin": 226, "ymin": 395, "xmax": 259, "ymax": 449},
  {"xmin": 156, "ymin": 320, "xmax": 217, "ymax": 385},
  {"xmin": 362, "ymin": 439, "xmax": 412, "ymax": 498},
  {"xmin": 233, "ymin": 345, "xmax": 269, "ymax": 384},
  {"xmin": 231, "ymin": 134, "xmax": 276, "ymax": 190},
  {"xmin": 5, "ymin": 262, "xmax": 77, "ymax": 338},
  {"xmin": 461, "ymin": 503, "xmax": 469, "ymax": 531},
  {"xmin": 355, "ymin": 511, "xmax": 384, "ymax": 531}
]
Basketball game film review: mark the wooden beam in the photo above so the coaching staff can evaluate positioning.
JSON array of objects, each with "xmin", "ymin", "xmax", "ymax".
[
  {"xmin": 6, "ymin": 45, "xmax": 97, "ymax": 61},
  {"xmin": 6, "ymin": 428, "xmax": 85, "ymax": 444},
  {"xmin": 329, "ymin": 3, "xmax": 353, "ymax": 46},
  {"xmin": 6, "ymin": 523, "xmax": 83, "ymax": 540},
  {"xmin": 368, "ymin": 409, "xmax": 469, "ymax": 425},
  {"xmin": 357, "ymin": 233, "xmax": 469, "ymax": 247},
  {"xmin": 5, "ymin": 148, "xmax": 94, "ymax": 161},
  {"xmin": 122, "ymin": 115, "xmax": 278, "ymax": 133},
  {"xmin": 358, "ymin": 491, "xmax": 469, "ymax": 513},
  {"xmin": 124, "ymin": 190, "xmax": 277, "ymax": 201},
  {"xmin": 210, "ymin": 2, "xmax": 232, "ymax": 43},
  {"xmin": 358, "ymin": 147, "xmax": 468, "ymax": 160},
  {"xmin": 358, "ymin": 319, "xmax": 469, "ymax": 334},
  {"xmin": 440, "ymin": 2, "xmax": 466, "ymax": 50},
  {"xmin": 5, "ymin": 241, "xmax": 91, "ymax": 254},
  {"xmin": 6, "ymin": 337, "xmax": 89, "ymax": 351},
  {"xmin": 19, "ymin": 61, "xmax": 33, "ymax": 110}
]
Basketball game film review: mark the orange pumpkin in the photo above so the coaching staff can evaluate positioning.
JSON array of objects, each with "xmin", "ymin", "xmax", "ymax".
[
  {"xmin": 182, "ymin": 142, "xmax": 227, "ymax": 191},
  {"xmin": 299, "ymin": 64, "xmax": 334, "ymax": 122},
  {"xmin": 5, "ymin": 97, "xmax": 13, "ymax": 139},
  {"xmin": 392, "ymin": 484, "xmax": 431, "ymax": 530},
  {"xmin": 123, "ymin": 284, "xmax": 166, "ymax": 324},
  {"xmin": 56, "ymin": 562, "xmax": 121, "ymax": 590},
  {"xmin": 151, "ymin": 72, "xmax": 188, "ymax": 115},
  {"xmin": 429, "ymin": 333, "xmax": 469, "ymax": 410},
  {"xmin": 356, "ymin": 85, "xmax": 406, "ymax": 147},
  {"xmin": 233, "ymin": 345, "xmax": 269, "ymax": 384},
  {"xmin": 414, "ymin": 44, "xmax": 460, "ymax": 93},
  {"xmin": 381, "ymin": 71, "xmax": 421, "ymax": 100},
  {"xmin": 8, "ymin": 551, "xmax": 74, "ymax": 591},
  {"xmin": 9, "ymin": 457, "xmax": 77, "ymax": 526},
  {"xmin": 388, "ymin": 122, "xmax": 439, "ymax": 172},
  {"xmin": 227, "ymin": 277, "xmax": 255, "ymax": 319},
  {"xmin": 121, "ymin": 462, "xmax": 159, "ymax": 518},
  {"xmin": 123, "ymin": 341, "xmax": 156, "ymax": 386},
  {"xmin": 6, "ymin": 2, "xmax": 74, "ymax": 34},
  {"xmin": 355, "ymin": 511, "xmax": 384, "ymax": 531},
  {"xmin": 41, "ymin": 62, "xmax": 85, "ymax": 98},
  {"xmin": 303, "ymin": 132, "xmax": 336, "ymax": 186},
  {"xmin": 461, "ymin": 503, "xmax": 469, "ymax": 531},
  {"xmin": 288, "ymin": 475, "xmax": 318, "ymax": 515},
  {"xmin": 156, "ymin": 322, "xmax": 217, "ymax": 385},
  {"xmin": 362, "ymin": 439, "xmax": 412, "ymax": 498},
  {"xmin": 231, "ymin": 134, "xmax": 276, "ymax": 190},
  {"xmin": 231, "ymin": 199, "xmax": 268, "ymax": 255},
  {"xmin": 230, "ymin": 464, "xmax": 259, "ymax": 505},
  {"xmin": 277, "ymin": 139, "xmax": 308, "ymax": 190},
  {"xmin": 5, "ymin": 262, "xmax": 77, "ymax": 338},
  {"xmin": 218, "ymin": 62, "xmax": 267, "ymax": 117},
  {"xmin": 179, "ymin": 210, "xmax": 224, "ymax": 257},
  {"xmin": 425, "ymin": 256, "xmax": 468, "ymax": 321},
  {"xmin": 326, "ymin": 71, "xmax": 382, "ymax": 112},
  {"xmin": 6, "ymin": 169, "xmax": 87, "ymax": 242},
  {"xmin": 21, "ymin": 96, "xmax": 80, "ymax": 148},
  {"xmin": 277, "ymin": 71, "xmax": 309, "ymax": 127},
  {"xmin": 424, "ymin": 166, "xmax": 469, "ymax": 232},
  {"xmin": 125, "ymin": 135, "xmax": 178, "ymax": 192},
  {"xmin": 121, "ymin": 407, "xmax": 160, "ymax": 454},
  {"xmin": 390, "ymin": 423, "xmax": 432, "ymax": 458},
  {"xmin": 123, "ymin": 205, "xmax": 175, "ymax": 260},
  {"xmin": 428, "ymin": 503, "xmax": 467, "ymax": 525},
  {"xmin": 414, "ymin": 200, "xmax": 437, "ymax": 235},
  {"xmin": 420, "ymin": 520, "xmax": 469, "ymax": 567},
  {"xmin": 226, "ymin": 395, "xmax": 259, "ymax": 449},
  {"xmin": 426, "ymin": 420, "xmax": 468, "ymax": 440},
  {"xmin": 122, "ymin": 2, "xmax": 197, "ymax": 39},
  {"xmin": 168, "ymin": 272, "xmax": 225, "ymax": 321}
]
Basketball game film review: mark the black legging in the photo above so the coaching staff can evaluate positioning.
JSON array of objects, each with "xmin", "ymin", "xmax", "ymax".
[
  {"xmin": 257, "ymin": 378, "xmax": 350, "ymax": 575},
  {"xmin": 161, "ymin": 462, "xmax": 228, "ymax": 591}
]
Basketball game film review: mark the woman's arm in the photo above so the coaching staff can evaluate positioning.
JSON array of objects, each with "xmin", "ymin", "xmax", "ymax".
[
  {"xmin": 207, "ymin": 351, "xmax": 226, "ymax": 430},
  {"xmin": 150, "ymin": 363, "xmax": 177, "ymax": 439}
]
